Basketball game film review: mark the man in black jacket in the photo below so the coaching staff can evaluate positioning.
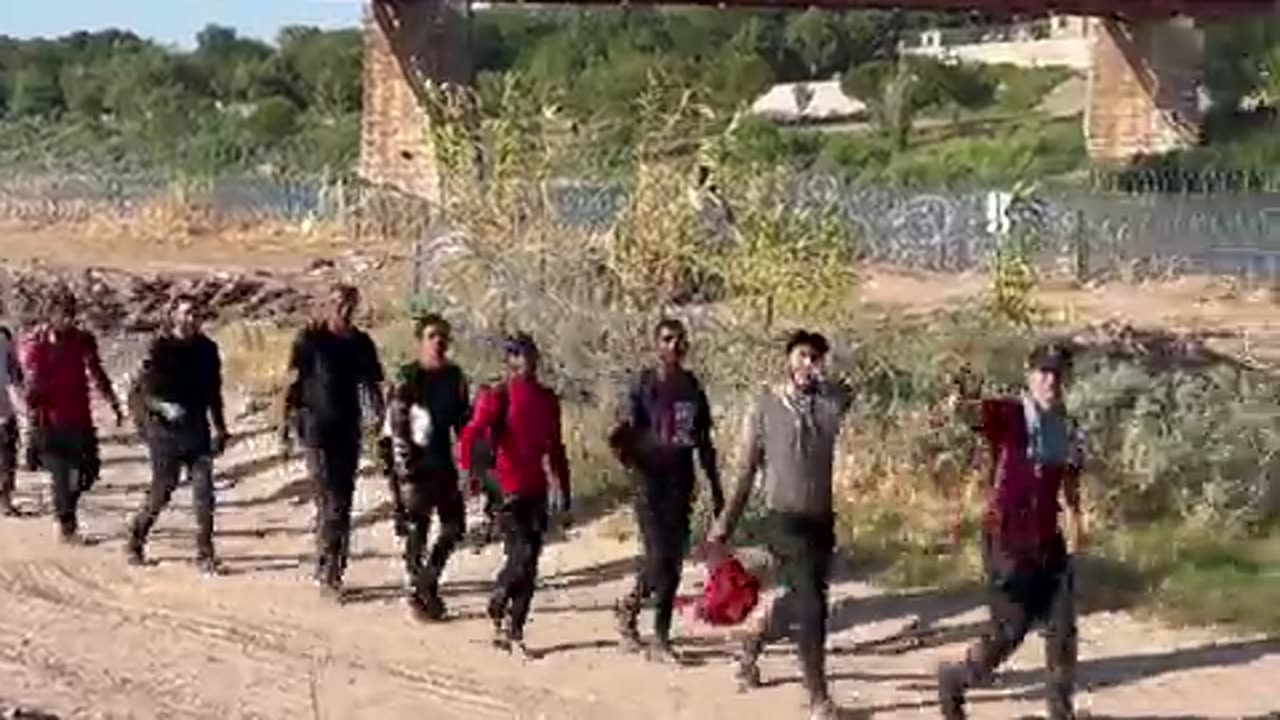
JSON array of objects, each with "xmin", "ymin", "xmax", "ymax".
[
  {"xmin": 126, "ymin": 295, "xmax": 229, "ymax": 574},
  {"xmin": 280, "ymin": 284, "xmax": 385, "ymax": 598},
  {"xmin": 608, "ymin": 318, "xmax": 723, "ymax": 663},
  {"xmin": 386, "ymin": 313, "xmax": 471, "ymax": 621}
]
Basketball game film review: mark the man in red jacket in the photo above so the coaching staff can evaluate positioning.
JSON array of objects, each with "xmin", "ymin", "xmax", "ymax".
[
  {"xmin": 457, "ymin": 333, "xmax": 570, "ymax": 656},
  {"xmin": 27, "ymin": 289, "xmax": 123, "ymax": 543}
]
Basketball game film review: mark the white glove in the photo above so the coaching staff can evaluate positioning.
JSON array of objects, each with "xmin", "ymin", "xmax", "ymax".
[{"xmin": 153, "ymin": 400, "xmax": 185, "ymax": 422}]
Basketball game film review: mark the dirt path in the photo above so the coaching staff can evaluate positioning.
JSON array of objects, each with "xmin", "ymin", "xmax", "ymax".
[{"xmin": 1, "ymin": 413, "xmax": 1277, "ymax": 720}]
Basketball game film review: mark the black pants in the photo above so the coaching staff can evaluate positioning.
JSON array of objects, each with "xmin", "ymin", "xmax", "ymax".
[
  {"xmin": 23, "ymin": 412, "xmax": 43, "ymax": 472},
  {"xmin": 961, "ymin": 536, "xmax": 1076, "ymax": 717},
  {"xmin": 304, "ymin": 443, "xmax": 360, "ymax": 586},
  {"xmin": 490, "ymin": 495, "xmax": 548, "ymax": 641},
  {"xmin": 0, "ymin": 418, "xmax": 17, "ymax": 505},
  {"xmin": 620, "ymin": 475, "xmax": 694, "ymax": 642},
  {"xmin": 131, "ymin": 448, "xmax": 216, "ymax": 558},
  {"xmin": 746, "ymin": 511, "xmax": 835, "ymax": 703},
  {"xmin": 44, "ymin": 427, "xmax": 100, "ymax": 536},
  {"xmin": 403, "ymin": 470, "xmax": 466, "ymax": 596}
]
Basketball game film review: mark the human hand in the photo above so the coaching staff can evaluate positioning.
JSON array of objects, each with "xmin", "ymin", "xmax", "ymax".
[{"xmin": 212, "ymin": 429, "xmax": 230, "ymax": 457}]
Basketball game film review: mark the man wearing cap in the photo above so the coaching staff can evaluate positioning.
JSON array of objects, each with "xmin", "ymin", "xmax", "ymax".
[
  {"xmin": 936, "ymin": 342, "xmax": 1086, "ymax": 720},
  {"xmin": 280, "ymin": 284, "xmax": 385, "ymax": 598},
  {"xmin": 26, "ymin": 288, "xmax": 123, "ymax": 544},
  {"xmin": 708, "ymin": 330, "xmax": 853, "ymax": 720},
  {"xmin": 457, "ymin": 332, "xmax": 570, "ymax": 656},
  {"xmin": 608, "ymin": 318, "xmax": 723, "ymax": 663}
]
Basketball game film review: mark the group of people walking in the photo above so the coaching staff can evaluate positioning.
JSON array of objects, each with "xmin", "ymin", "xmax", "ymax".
[{"xmin": 0, "ymin": 281, "xmax": 1087, "ymax": 720}]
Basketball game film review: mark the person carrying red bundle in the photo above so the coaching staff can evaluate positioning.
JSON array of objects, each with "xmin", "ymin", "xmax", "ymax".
[{"xmin": 708, "ymin": 329, "xmax": 852, "ymax": 720}]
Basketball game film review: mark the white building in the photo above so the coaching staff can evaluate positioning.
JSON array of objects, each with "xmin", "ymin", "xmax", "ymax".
[
  {"xmin": 902, "ymin": 15, "xmax": 1092, "ymax": 71},
  {"xmin": 748, "ymin": 79, "xmax": 869, "ymax": 124}
]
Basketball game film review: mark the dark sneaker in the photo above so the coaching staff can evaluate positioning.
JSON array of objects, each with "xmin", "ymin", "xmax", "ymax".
[
  {"xmin": 125, "ymin": 541, "xmax": 146, "ymax": 567},
  {"xmin": 511, "ymin": 638, "xmax": 537, "ymax": 662},
  {"xmin": 808, "ymin": 697, "xmax": 839, "ymax": 720},
  {"xmin": 937, "ymin": 663, "xmax": 968, "ymax": 720},
  {"xmin": 645, "ymin": 640, "xmax": 681, "ymax": 666},
  {"xmin": 408, "ymin": 591, "xmax": 447, "ymax": 622},
  {"xmin": 196, "ymin": 555, "xmax": 222, "ymax": 576},
  {"xmin": 613, "ymin": 599, "xmax": 643, "ymax": 653},
  {"xmin": 487, "ymin": 595, "xmax": 509, "ymax": 649},
  {"xmin": 319, "ymin": 577, "xmax": 344, "ymax": 603},
  {"xmin": 59, "ymin": 528, "xmax": 86, "ymax": 546},
  {"xmin": 734, "ymin": 656, "xmax": 762, "ymax": 692}
]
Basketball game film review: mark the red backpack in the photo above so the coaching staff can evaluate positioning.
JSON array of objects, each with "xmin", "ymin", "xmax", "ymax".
[{"xmin": 680, "ymin": 543, "xmax": 761, "ymax": 627}]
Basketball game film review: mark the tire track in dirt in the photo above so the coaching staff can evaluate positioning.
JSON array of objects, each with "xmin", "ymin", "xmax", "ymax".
[{"xmin": 0, "ymin": 439, "xmax": 568, "ymax": 720}]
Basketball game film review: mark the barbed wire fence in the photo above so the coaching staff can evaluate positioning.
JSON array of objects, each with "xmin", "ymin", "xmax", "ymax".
[{"xmin": 5, "ymin": 167, "xmax": 1280, "ymax": 287}]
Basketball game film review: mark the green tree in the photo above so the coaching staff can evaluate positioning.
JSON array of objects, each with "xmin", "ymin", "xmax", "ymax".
[
  {"xmin": 10, "ymin": 65, "xmax": 64, "ymax": 117},
  {"xmin": 245, "ymin": 95, "xmax": 301, "ymax": 144},
  {"xmin": 784, "ymin": 9, "xmax": 842, "ymax": 78}
]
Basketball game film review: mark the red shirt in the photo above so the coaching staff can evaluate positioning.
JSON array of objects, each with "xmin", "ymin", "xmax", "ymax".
[
  {"xmin": 457, "ymin": 377, "xmax": 570, "ymax": 500},
  {"xmin": 974, "ymin": 398, "xmax": 1082, "ymax": 564},
  {"xmin": 28, "ymin": 327, "xmax": 114, "ymax": 431}
]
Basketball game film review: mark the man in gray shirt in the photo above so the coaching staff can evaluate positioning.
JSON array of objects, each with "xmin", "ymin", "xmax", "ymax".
[{"xmin": 708, "ymin": 330, "xmax": 852, "ymax": 720}]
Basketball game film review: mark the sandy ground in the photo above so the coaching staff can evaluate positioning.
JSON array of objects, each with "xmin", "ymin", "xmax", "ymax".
[{"xmin": 0, "ymin": 412, "xmax": 1277, "ymax": 720}]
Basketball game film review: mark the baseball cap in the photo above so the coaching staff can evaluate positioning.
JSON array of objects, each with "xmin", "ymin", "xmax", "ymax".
[
  {"xmin": 504, "ymin": 332, "xmax": 539, "ymax": 357},
  {"xmin": 1026, "ymin": 342, "xmax": 1073, "ymax": 373}
]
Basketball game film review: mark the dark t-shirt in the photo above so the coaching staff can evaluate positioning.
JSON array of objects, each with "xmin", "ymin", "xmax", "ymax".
[
  {"xmin": 615, "ymin": 367, "xmax": 713, "ymax": 483},
  {"xmin": 389, "ymin": 361, "xmax": 470, "ymax": 478},
  {"xmin": 289, "ymin": 325, "xmax": 384, "ymax": 446},
  {"xmin": 138, "ymin": 332, "xmax": 222, "ymax": 454}
]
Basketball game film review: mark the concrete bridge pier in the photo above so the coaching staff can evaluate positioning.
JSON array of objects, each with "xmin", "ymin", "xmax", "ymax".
[
  {"xmin": 1085, "ymin": 16, "xmax": 1205, "ymax": 161},
  {"xmin": 359, "ymin": 0, "xmax": 471, "ymax": 204}
]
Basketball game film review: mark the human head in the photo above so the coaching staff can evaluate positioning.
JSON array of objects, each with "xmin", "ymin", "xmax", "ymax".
[
  {"xmin": 48, "ymin": 288, "xmax": 77, "ymax": 330},
  {"xmin": 1025, "ymin": 341, "xmax": 1073, "ymax": 411},
  {"xmin": 415, "ymin": 313, "xmax": 451, "ymax": 364},
  {"xmin": 326, "ymin": 283, "xmax": 360, "ymax": 332},
  {"xmin": 504, "ymin": 332, "xmax": 540, "ymax": 379},
  {"xmin": 170, "ymin": 294, "xmax": 201, "ymax": 338},
  {"xmin": 784, "ymin": 329, "xmax": 830, "ymax": 392},
  {"xmin": 653, "ymin": 318, "xmax": 688, "ymax": 371}
]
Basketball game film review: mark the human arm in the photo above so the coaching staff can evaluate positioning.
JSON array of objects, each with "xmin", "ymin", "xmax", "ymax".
[
  {"xmin": 1063, "ymin": 421, "xmax": 1088, "ymax": 552},
  {"xmin": 694, "ymin": 383, "xmax": 724, "ymax": 516},
  {"xmin": 278, "ymin": 327, "xmax": 314, "ymax": 452},
  {"xmin": 360, "ymin": 333, "xmax": 386, "ymax": 427},
  {"xmin": 83, "ymin": 333, "xmax": 122, "ymax": 424},
  {"xmin": 605, "ymin": 373, "xmax": 645, "ymax": 467},
  {"xmin": 385, "ymin": 368, "xmax": 414, "ymax": 480},
  {"xmin": 208, "ymin": 340, "xmax": 229, "ymax": 454},
  {"xmin": 708, "ymin": 396, "xmax": 764, "ymax": 543},
  {"xmin": 547, "ymin": 395, "xmax": 572, "ymax": 514},
  {"xmin": 2, "ymin": 329, "xmax": 22, "ymax": 391},
  {"xmin": 456, "ymin": 386, "xmax": 500, "ymax": 494}
]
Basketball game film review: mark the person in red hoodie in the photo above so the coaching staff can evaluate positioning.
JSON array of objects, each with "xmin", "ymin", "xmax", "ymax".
[
  {"xmin": 27, "ymin": 289, "xmax": 123, "ymax": 544},
  {"xmin": 457, "ymin": 333, "xmax": 570, "ymax": 657}
]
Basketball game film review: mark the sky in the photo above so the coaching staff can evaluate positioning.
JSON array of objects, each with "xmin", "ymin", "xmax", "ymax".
[{"xmin": 1, "ymin": 0, "xmax": 365, "ymax": 48}]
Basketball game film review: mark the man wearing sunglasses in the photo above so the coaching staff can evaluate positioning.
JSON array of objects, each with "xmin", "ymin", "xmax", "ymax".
[{"xmin": 385, "ymin": 313, "xmax": 471, "ymax": 621}]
